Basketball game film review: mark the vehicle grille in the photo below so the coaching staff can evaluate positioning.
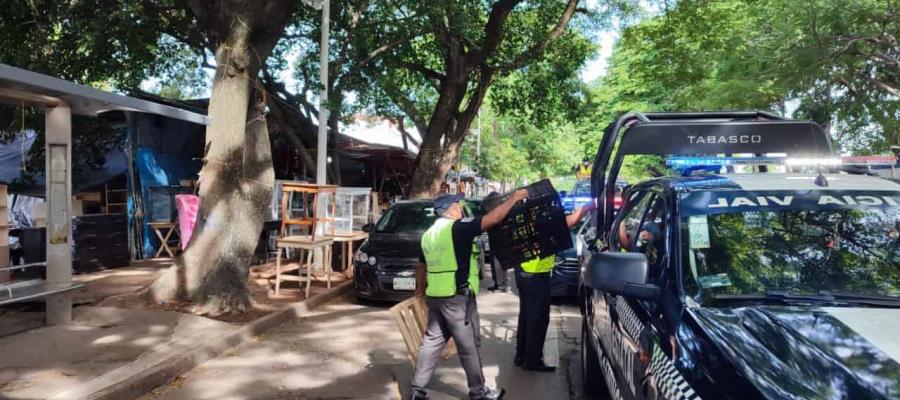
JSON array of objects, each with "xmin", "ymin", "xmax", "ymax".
[{"xmin": 379, "ymin": 257, "xmax": 419, "ymax": 271}]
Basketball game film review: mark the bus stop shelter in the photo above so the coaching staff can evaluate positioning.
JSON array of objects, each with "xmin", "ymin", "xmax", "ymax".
[{"xmin": 0, "ymin": 63, "xmax": 209, "ymax": 325}]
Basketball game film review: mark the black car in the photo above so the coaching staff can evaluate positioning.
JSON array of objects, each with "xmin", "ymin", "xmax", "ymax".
[
  {"xmin": 580, "ymin": 112, "xmax": 900, "ymax": 399},
  {"xmin": 354, "ymin": 198, "xmax": 484, "ymax": 302},
  {"xmin": 550, "ymin": 215, "xmax": 589, "ymax": 298},
  {"xmin": 354, "ymin": 200, "xmax": 438, "ymax": 302}
]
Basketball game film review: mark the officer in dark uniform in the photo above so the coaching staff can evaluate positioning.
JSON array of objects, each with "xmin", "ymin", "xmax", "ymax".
[
  {"xmin": 410, "ymin": 191, "xmax": 527, "ymax": 400},
  {"xmin": 514, "ymin": 201, "xmax": 594, "ymax": 371}
]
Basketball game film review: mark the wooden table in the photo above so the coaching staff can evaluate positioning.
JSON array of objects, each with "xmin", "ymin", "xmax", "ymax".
[
  {"xmin": 275, "ymin": 235, "xmax": 335, "ymax": 298},
  {"xmin": 280, "ymin": 183, "xmax": 337, "ymax": 240},
  {"xmin": 333, "ymin": 231, "xmax": 368, "ymax": 278},
  {"xmin": 148, "ymin": 222, "xmax": 180, "ymax": 258}
]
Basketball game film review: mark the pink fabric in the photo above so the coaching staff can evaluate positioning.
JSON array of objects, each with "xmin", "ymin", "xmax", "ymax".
[{"xmin": 175, "ymin": 194, "xmax": 200, "ymax": 250}]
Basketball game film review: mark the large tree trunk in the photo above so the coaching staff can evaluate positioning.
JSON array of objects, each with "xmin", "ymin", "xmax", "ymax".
[
  {"xmin": 148, "ymin": 3, "xmax": 290, "ymax": 314},
  {"xmin": 408, "ymin": 141, "xmax": 461, "ymax": 198}
]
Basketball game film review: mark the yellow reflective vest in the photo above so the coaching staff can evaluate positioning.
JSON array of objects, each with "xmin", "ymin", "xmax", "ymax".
[
  {"xmin": 421, "ymin": 218, "xmax": 480, "ymax": 297},
  {"xmin": 520, "ymin": 255, "xmax": 555, "ymax": 274}
]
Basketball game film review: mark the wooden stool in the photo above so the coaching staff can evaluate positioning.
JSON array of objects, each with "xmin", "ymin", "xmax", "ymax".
[
  {"xmin": 333, "ymin": 231, "xmax": 368, "ymax": 278},
  {"xmin": 275, "ymin": 235, "xmax": 334, "ymax": 298},
  {"xmin": 148, "ymin": 222, "xmax": 180, "ymax": 258}
]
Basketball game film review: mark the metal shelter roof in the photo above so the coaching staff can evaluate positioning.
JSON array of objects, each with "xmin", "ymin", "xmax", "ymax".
[{"xmin": 0, "ymin": 63, "xmax": 210, "ymax": 125}]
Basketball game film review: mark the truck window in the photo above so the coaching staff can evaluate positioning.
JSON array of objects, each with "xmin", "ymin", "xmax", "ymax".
[
  {"xmin": 611, "ymin": 192, "xmax": 651, "ymax": 251},
  {"xmin": 635, "ymin": 195, "xmax": 667, "ymax": 282}
]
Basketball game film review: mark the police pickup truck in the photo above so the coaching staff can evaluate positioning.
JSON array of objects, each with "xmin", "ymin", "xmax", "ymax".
[{"xmin": 579, "ymin": 112, "xmax": 900, "ymax": 400}]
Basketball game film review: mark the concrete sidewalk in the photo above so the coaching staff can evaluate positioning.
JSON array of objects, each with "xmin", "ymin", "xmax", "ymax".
[
  {"xmin": 137, "ymin": 287, "xmax": 582, "ymax": 400},
  {"xmin": 0, "ymin": 306, "xmax": 232, "ymax": 399},
  {"xmin": 0, "ymin": 259, "xmax": 353, "ymax": 400}
]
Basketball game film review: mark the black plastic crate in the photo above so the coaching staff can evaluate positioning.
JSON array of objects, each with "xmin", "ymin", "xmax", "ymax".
[{"xmin": 484, "ymin": 180, "xmax": 572, "ymax": 267}]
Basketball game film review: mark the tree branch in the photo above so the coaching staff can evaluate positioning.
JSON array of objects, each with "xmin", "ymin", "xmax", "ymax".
[
  {"xmin": 381, "ymin": 80, "xmax": 429, "ymax": 134},
  {"xmin": 465, "ymin": 0, "xmax": 522, "ymax": 69},
  {"xmin": 398, "ymin": 61, "xmax": 446, "ymax": 82},
  {"xmin": 452, "ymin": 66, "xmax": 493, "ymax": 143},
  {"xmin": 497, "ymin": 0, "xmax": 580, "ymax": 73},
  {"xmin": 333, "ymin": 32, "xmax": 425, "ymax": 93},
  {"xmin": 394, "ymin": 117, "xmax": 422, "ymax": 148}
]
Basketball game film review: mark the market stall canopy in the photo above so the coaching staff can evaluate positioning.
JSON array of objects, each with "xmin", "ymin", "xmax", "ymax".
[{"xmin": 0, "ymin": 63, "xmax": 210, "ymax": 125}]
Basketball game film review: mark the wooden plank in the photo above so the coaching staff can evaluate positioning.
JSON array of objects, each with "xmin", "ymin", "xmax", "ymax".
[
  {"xmin": 389, "ymin": 295, "xmax": 457, "ymax": 366},
  {"xmin": 0, "ymin": 185, "xmax": 7, "ymax": 283},
  {"xmin": 0, "ymin": 245, "xmax": 9, "ymax": 282}
]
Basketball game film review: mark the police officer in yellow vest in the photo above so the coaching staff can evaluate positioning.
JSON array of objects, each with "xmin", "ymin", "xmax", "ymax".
[
  {"xmin": 514, "ymin": 202, "xmax": 595, "ymax": 372},
  {"xmin": 410, "ymin": 191, "xmax": 527, "ymax": 400}
]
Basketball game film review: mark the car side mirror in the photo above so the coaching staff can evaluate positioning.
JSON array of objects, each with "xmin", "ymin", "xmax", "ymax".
[
  {"xmin": 362, "ymin": 223, "xmax": 373, "ymax": 233},
  {"xmin": 582, "ymin": 251, "xmax": 659, "ymax": 300}
]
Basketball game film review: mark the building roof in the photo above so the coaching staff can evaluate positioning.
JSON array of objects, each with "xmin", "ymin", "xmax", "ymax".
[{"xmin": 0, "ymin": 63, "xmax": 209, "ymax": 125}]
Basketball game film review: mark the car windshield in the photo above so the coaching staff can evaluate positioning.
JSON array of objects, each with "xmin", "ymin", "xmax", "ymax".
[
  {"xmin": 572, "ymin": 180, "xmax": 590, "ymax": 196},
  {"xmin": 374, "ymin": 203, "xmax": 438, "ymax": 233},
  {"xmin": 681, "ymin": 190, "xmax": 900, "ymax": 302}
]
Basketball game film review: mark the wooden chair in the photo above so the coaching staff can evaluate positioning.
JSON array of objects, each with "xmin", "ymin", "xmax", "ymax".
[
  {"xmin": 390, "ymin": 295, "xmax": 457, "ymax": 366},
  {"xmin": 274, "ymin": 235, "xmax": 334, "ymax": 298}
]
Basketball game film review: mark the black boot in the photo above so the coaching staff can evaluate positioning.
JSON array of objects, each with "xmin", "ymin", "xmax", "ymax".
[{"xmin": 522, "ymin": 361, "xmax": 556, "ymax": 372}]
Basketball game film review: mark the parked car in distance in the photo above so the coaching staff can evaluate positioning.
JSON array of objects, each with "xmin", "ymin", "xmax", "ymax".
[
  {"xmin": 561, "ymin": 179, "xmax": 627, "ymax": 213},
  {"xmin": 560, "ymin": 180, "xmax": 592, "ymax": 213},
  {"xmin": 354, "ymin": 200, "xmax": 437, "ymax": 302}
]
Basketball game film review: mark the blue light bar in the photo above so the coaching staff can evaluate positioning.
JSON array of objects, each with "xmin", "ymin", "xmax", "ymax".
[{"xmin": 666, "ymin": 156, "xmax": 787, "ymax": 167}]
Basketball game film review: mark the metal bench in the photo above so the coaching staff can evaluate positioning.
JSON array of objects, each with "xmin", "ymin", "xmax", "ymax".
[{"xmin": 0, "ymin": 263, "xmax": 84, "ymax": 306}]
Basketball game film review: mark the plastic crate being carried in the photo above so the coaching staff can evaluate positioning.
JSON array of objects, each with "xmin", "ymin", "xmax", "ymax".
[{"xmin": 483, "ymin": 179, "xmax": 572, "ymax": 268}]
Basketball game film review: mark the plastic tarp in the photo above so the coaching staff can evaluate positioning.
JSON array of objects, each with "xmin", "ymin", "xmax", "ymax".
[
  {"xmin": 0, "ymin": 129, "xmax": 129, "ymax": 196},
  {"xmin": 130, "ymin": 113, "xmax": 205, "ymax": 258},
  {"xmin": 174, "ymin": 194, "xmax": 199, "ymax": 250},
  {"xmin": 134, "ymin": 147, "xmax": 200, "ymax": 257}
]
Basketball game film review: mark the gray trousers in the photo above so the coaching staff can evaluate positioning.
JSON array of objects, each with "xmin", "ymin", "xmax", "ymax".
[{"xmin": 411, "ymin": 293, "xmax": 486, "ymax": 398}]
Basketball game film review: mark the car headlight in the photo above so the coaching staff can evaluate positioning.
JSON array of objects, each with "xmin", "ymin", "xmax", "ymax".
[
  {"xmin": 356, "ymin": 252, "xmax": 368, "ymax": 263},
  {"xmin": 368, "ymin": 256, "xmax": 377, "ymax": 266}
]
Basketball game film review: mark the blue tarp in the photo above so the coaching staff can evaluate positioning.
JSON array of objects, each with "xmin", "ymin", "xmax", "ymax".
[
  {"xmin": 134, "ymin": 147, "xmax": 200, "ymax": 257},
  {"xmin": 130, "ymin": 113, "xmax": 205, "ymax": 258}
]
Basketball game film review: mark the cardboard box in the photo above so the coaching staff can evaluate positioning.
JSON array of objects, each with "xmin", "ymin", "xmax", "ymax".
[
  {"xmin": 33, "ymin": 202, "xmax": 46, "ymax": 227},
  {"xmin": 78, "ymin": 191, "xmax": 102, "ymax": 202},
  {"xmin": 0, "ymin": 245, "xmax": 9, "ymax": 267},
  {"xmin": 72, "ymin": 198, "xmax": 83, "ymax": 217}
]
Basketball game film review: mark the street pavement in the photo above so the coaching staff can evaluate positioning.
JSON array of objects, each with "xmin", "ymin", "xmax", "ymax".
[{"xmin": 138, "ymin": 285, "xmax": 596, "ymax": 400}]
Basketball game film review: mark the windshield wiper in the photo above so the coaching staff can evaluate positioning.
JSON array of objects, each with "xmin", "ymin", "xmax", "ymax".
[
  {"xmin": 817, "ymin": 291, "xmax": 900, "ymax": 308},
  {"xmin": 713, "ymin": 290, "xmax": 837, "ymax": 304},
  {"xmin": 713, "ymin": 290, "xmax": 900, "ymax": 308}
]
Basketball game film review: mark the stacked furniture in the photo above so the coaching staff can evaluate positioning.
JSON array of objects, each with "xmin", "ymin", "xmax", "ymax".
[{"xmin": 72, "ymin": 214, "xmax": 129, "ymax": 273}]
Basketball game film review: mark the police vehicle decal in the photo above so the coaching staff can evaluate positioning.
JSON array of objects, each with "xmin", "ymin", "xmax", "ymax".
[
  {"xmin": 607, "ymin": 296, "xmax": 703, "ymax": 400},
  {"xmin": 682, "ymin": 190, "xmax": 900, "ymax": 217},
  {"xmin": 649, "ymin": 344, "xmax": 701, "ymax": 400},
  {"xmin": 615, "ymin": 295, "xmax": 645, "ymax": 341}
]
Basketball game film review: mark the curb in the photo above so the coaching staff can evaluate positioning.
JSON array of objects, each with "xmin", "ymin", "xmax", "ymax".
[{"xmin": 48, "ymin": 280, "xmax": 354, "ymax": 400}]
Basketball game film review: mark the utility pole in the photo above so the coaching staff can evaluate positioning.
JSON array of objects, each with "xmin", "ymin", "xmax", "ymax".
[
  {"xmin": 475, "ymin": 112, "xmax": 481, "ymax": 196},
  {"xmin": 305, "ymin": 0, "xmax": 330, "ymax": 185},
  {"xmin": 476, "ymin": 112, "xmax": 481, "ymax": 161}
]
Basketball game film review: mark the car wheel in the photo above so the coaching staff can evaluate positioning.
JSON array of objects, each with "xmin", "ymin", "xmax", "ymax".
[{"xmin": 581, "ymin": 317, "xmax": 608, "ymax": 397}]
